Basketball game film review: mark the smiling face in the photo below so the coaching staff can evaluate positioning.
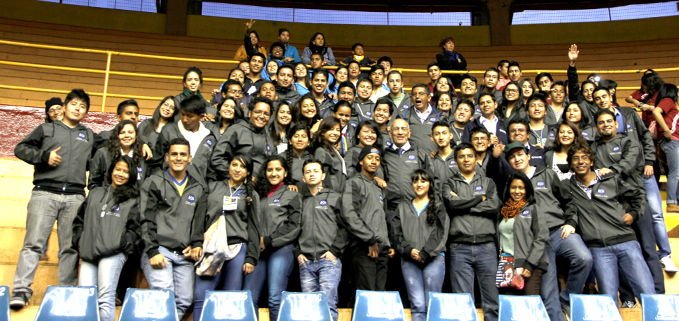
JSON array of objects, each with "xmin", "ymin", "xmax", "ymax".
[
  {"xmin": 460, "ymin": 78, "xmax": 476, "ymax": 98},
  {"xmin": 596, "ymin": 113, "xmax": 617, "ymax": 139},
  {"xmin": 159, "ymin": 99, "xmax": 175, "ymax": 120},
  {"xmin": 558, "ymin": 124, "xmax": 575, "ymax": 146},
  {"xmin": 266, "ymin": 160, "xmax": 287, "ymax": 185},
  {"xmin": 521, "ymin": 82, "xmax": 534, "ymax": 98},
  {"xmin": 507, "ymin": 148, "xmax": 530, "ymax": 173},
  {"xmin": 431, "ymin": 125, "xmax": 452, "ymax": 149},
  {"xmin": 478, "ymin": 95, "xmax": 497, "ymax": 117},
  {"xmin": 295, "ymin": 65, "xmax": 307, "ymax": 79},
  {"xmin": 428, "ymin": 65, "xmax": 441, "ymax": 82},
  {"xmin": 111, "ymin": 160, "xmax": 130, "ymax": 189},
  {"xmin": 471, "ymin": 132, "xmax": 490, "ymax": 153},
  {"xmin": 229, "ymin": 157, "xmax": 250, "ymax": 184},
  {"xmin": 504, "ymin": 84, "xmax": 519, "ymax": 102},
  {"xmin": 48, "ymin": 105, "xmax": 63, "ymax": 121},
  {"xmin": 389, "ymin": 119, "xmax": 411, "ymax": 147},
  {"xmin": 528, "ymin": 99, "xmax": 546, "ymax": 121},
  {"xmin": 336, "ymin": 68, "xmax": 348, "ymax": 82},
  {"xmin": 249, "ymin": 32, "xmax": 259, "ymax": 45},
  {"xmin": 323, "ymin": 124, "xmax": 341, "ymax": 144},
  {"xmin": 266, "ymin": 60, "xmax": 279, "ymax": 75},
  {"xmin": 582, "ymin": 83, "xmax": 595, "ymax": 102},
  {"xmin": 184, "ymin": 71, "xmax": 201, "ymax": 93},
  {"xmin": 412, "ymin": 176, "xmax": 430, "ymax": 198},
  {"xmin": 349, "ymin": 63, "xmax": 360, "ymax": 79},
  {"xmin": 291, "ymin": 129, "xmax": 310, "ymax": 152},
  {"xmin": 593, "ymin": 89, "xmax": 612, "ymax": 110},
  {"xmin": 249, "ymin": 102, "xmax": 272, "ymax": 129},
  {"xmin": 571, "ymin": 150, "xmax": 593, "ymax": 176},
  {"xmin": 238, "ymin": 62, "xmax": 250, "ymax": 75},
  {"xmin": 333, "ymin": 106, "xmax": 352, "ymax": 129},
  {"xmin": 220, "ymin": 99, "xmax": 236, "ymax": 121},
  {"xmin": 484, "ymin": 71, "xmax": 499, "ymax": 89},
  {"xmin": 166, "ymin": 144, "xmax": 191, "ymax": 173},
  {"xmin": 300, "ymin": 98, "xmax": 317, "ymax": 120},
  {"xmin": 454, "ymin": 103, "xmax": 473, "ymax": 125},
  {"xmin": 551, "ymin": 85, "xmax": 566, "ymax": 105},
  {"xmin": 360, "ymin": 152, "xmax": 381, "ymax": 174},
  {"xmin": 436, "ymin": 77, "xmax": 451, "ymax": 93},
  {"xmin": 271, "ymin": 46, "xmax": 284, "ymax": 59},
  {"xmin": 508, "ymin": 66, "xmax": 522, "ymax": 82},
  {"xmin": 565, "ymin": 104, "xmax": 582, "ymax": 123},
  {"xmin": 437, "ymin": 94, "xmax": 452, "ymax": 112},
  {"xmin": 508, "ymin": 123, "xmax": 528, "ymax": 144},
  {"xmin": 118, "ymin": 123, "xmax": 136, "ymax": 150},
  {"xmin": 357, "ymin": 125, "xmax": 377, "ymax": 147},
  {"xmin": 277, "ymin": 104, "xmax": 292, "ymax": 126},
  {"xmin": 311, "ymin": 73, "xmax": 328, "ymax": 95},
  {"xmin": 537, "ymin": 76, "xmax": 553, "ymax": 92},
  {"xmin": 338, "ymin": 87, "xmax": 355, "ymax": 105},
  {"xmin": 373, "ymin": 104, "xmax": 391, "ymax": 126},
  {"xmin": 250, "ymin": 56, "xmax": 264, "ymax": 74},
  {"xmin": 357, "ymin": 81, "xmax": 372, "ymax": 100},
  {"xmin": 278, "ymin": 67, "xmax": 294, "ymax": 87},
  {"xmin": 456, "ymin": 148, "xmax": 477, "ymax": 174},
  {"xmin": 508, "ymin": 178, "xmax": 526, "ymax": 202}
]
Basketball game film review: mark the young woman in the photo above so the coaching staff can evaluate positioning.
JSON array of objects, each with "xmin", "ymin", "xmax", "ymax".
[
  {"xmin": 193, "ymin": 153, "xmax": 260, "ymax": 321},
  {"xmin": 627, "ymin": 71, "xmax": 663, "ymax": 128},
  {"xmin": 204, "ymin": 96, "xmax": 243, "ymax": 137},
  {"xmin": 174, "ymin": 67, "xmax": 212, "ymax": 116},
  {"xmin": 433, "ymin": 76, "xmax": 456, "ymax": 103},
  {"xmin": 434, "ymin": 92, "xmax": 455, "ymax": 119},
  {"xmin": 72, "ymin": 155, "xmax": 140, "ymax": 321},
  {"xmin": 519, "ymin": 78, "xmax": 537, "ymax": 106},
  {"xmin": 269, "ymin": 100, "xmax": 295, "ymax": 154},
  {"xmin": 563, "ymin": 102, "xmax": 595, "ymax": 141},
  {"xmin": 498, "ymin": 172, "xmax": 549, "ymax": 296},
  {"xmin": 393, "ymin": 169, "xmax": 448, "ymax": 321},
  {"xmin": 44, "ymin": 97, "xmax": 63, "ymax": 123},
  {"xmin": 89, "ymin": 120, "xmax": 147, "ymax": 190},
  {"xmin": 283, "ymin": 124, "xmax": 313, "ymax": 188},
  {"xmin": 138, "ymin": 96, "xmax": 177, "ymax": 150},
  {"xmin": 229, "ymin": 67, "xmax": 246, "ymax": 86},
  {"xmin": 265, "ymin": 60, "xmax": 279, "ymax": 82},
  {"xmin": 244, "ymin": 155, "xmax": 302, "ymax": 321},
  {"xmin": 234, "ymin": 30, "xmax": 267, "ymax": 61},
  {"xmin": 331, "ymin": 66, "xmax": 349, "ymax": 97},
  {"xmin": 498, "ymin": 81, "xmax": 526, "ymax": 123},
  {"xmin": 294, "ymin": 62, "xmax": 310, "ymax": 96},
  {"xmin": 293, "ymin": 94, "xmax": 322, "ymax": 136},
  {"xmin": 311, "ymin": 117, "xmax": 346, "ymax": 192},
  {"xmin": 302, "ymin": 32, "xmax": 336, "ymax": 66},
  {"xmin": 344, "ymin": 120, "xmax": 385, "ymax": 179},
  {"xmin": 544, "ymin": 120, "xmax": 587, "ymax": 181}
]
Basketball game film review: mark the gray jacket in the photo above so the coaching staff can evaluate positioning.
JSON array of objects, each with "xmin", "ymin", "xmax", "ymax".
[
  {"xmin": 500, "ymin": 202, "xmax": 549, "ymax": 272},
  {"xmin": 212, "ymin": 120, "xmax": 275, "ymax": 180},
  {"xmin": 383, "ymin": 146, "xmax": 431, "ymax": 210},
  {"xmin": 259, "ymin": 186, "xmax": 302, "ymax": 250},
  {"xmin": 342, "ymin": 174, "xmax": 390, "ymax": 251},
  {"xmin": 393, "ymin": 201, "xmax": 449, "ymax": 263},
  {"xmin": 591, "ymin": 133, "xmax": 643, "ymax": 187},
  {"xmin": 296, "ymin": 188, "xmax": 347, "ymax": 260},
  {"xmin": 530, "ymin": 166, "xmax": 577, "ymax": 233},
  {"xmin": 152, "ymin": 122, "xmax": 217, "ymax": 180},
  {"xmin": 442, "ymin": 173, "xmax": 501, "ymax": 244}
]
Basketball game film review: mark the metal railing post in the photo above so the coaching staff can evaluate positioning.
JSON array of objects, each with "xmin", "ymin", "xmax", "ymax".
[{"xmin": 102, "ymin": 52, "xmax": 112, "ymax": 112}]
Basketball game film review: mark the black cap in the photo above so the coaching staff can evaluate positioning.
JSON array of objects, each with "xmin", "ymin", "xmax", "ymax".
[
  {"xmin": 504, "ymin": 141, "xmax": 529, "ymax": 159},
  {"xmin": 356, "ymin": 145, "xmax": 381, "ymax": 173},
  {"xmin": 44, "ymin": 97, "xmax": 63, "ymax": 114}
]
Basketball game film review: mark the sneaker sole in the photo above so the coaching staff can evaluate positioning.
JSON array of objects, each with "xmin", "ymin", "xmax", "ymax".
[{"xmin": 9, "ymin": 302, "xmax": 25, "ymax": 309}]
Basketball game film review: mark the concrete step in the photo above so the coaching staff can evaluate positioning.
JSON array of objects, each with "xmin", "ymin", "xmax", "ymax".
[
  {"xmin": 0, "ymin": 227, "xmax": 58, "ymax": 264},
  {"xmin": 0, "ymin": 262, "xmax": 58, "ymax": 307}
]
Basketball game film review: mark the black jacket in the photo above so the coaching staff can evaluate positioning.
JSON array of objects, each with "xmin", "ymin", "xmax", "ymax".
[
  {"xmin": 436, "ymin": 52, "xmax": 467, "ymax": 71},
  {"xmin": 591, "ymin": 133, "xmax": 643, "ymax": 187},
  {"xmin": 72, "ymin": 185, "xmax": 140, "ymax": 262},
  {"xmin": 140, "ymin": 170, "xmax": 207, "ymax": 257},
  {"xmin": 15, "ymin": 120, "xmax": 95, "ymax": 195},
  {"xmin": 461, "ymin": 116, "xmax": 509, "ymax": 145},
  {"xmin": 88, "ymin": 148, "xmax": 148, "ymax": 191},
  {"xmin": 259, "ymin": 186, "xmax": 302, "ymax": 251},
  {"xmin": 393, "ymin": 201, "xmax": 449, "ymax": 263},
  {"xmin": 296, "ymin": 188, "xmax": 348, "ymax": 260},
  {"xmin": 383, "ymin": 145, "xmax": 431, "ymax": 210},
  {"xmin": 567, "ymin": 172, "xmax": 645, "ymax": 247},
  {"xmin": 341, "ymin": 174, "xmax": 390, "ymax": 252},
  {"xmin": 212, "ymin": 119, "xmax": 275, "ymax": 180},
  {"xmin": 615, "ymin": 106, "xmax": 655, "ymax": 166}
]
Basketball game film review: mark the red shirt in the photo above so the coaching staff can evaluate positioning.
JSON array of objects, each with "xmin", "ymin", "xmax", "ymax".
[
  {"xmin": 657, "ymin": 97, "xmax": 679, "ymax": 141},
  {"xmin": 633, "ymin": 90, "xmax": 659, "ymax": 127}
]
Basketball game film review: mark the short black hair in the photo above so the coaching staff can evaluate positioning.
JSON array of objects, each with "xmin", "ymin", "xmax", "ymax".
[
  {"xmin": 567, "ymin": 144, "xmax": 595, "ymax": 167},
  {"xmin": 332, "ymin": 100, "xmax": 354, "ymax": 113},
  {"xmin": 310, "ymin": 52, "xmax": 324, "ymax": 60},
  {"xmin": 375, "ymin": 96, "xmax": 395, "ymax": 116},
  {"xmin": 352, "ymin": 43, "xmax": 364, "ymax": 51},
  {"xmin": 460, "ymin": 74, "xmax": 477, "ymax": 86},
  {"xmin": 180, "ymin": 95, "xmax": 206, "ymax": 115},
  {"xmin": 526, "ymin": 92, "xmax": 548, "ymax": 107},
  {"xmin": 116, "ymin": 99, "xmax": 138, "ymax": 116},
  {"xmin": 470, "ymin": 126, "xmax": 490, "ymax": 139},
  {"xmin": 412, "ymin": 83, "xmax": 431, "ymax": 95},
  {"xmin": 168, "ymin": 137, "xmax": 190, "ymax": 151},
  {"xmin": 594, "ymin": 108, "xmax": 615, "ymax": 123},
  {"xmin": 535, "ymin": 72, "xmax": 553, "ymax": 85},
  {"xmin": 387, "ymin": 70, "xmax": 403, "ymax": 81},
  {"xmin": 593, "ymin": 86, "xmax": 610, "ymax": 96},
  {"xmin": 370, "ymin": 65, "xmax": 385, "ymax": 74},
  {"xmin": 377, "ymin": 56, "xmax": 393, "ymax": 68},
  {"xmin": 182, "ymin": 66, "xmax": 203, "ymax": 85},
  {"xmin": 250, "ymin": 53, "xmax": 266, "ymax": 63},
  {"xmin": 337, "ymin": 81, "xmax": 356, "ymax": 95},
  {"xmin": 249, "ymin": 96, "xmax": 274, "ymax": 113},
  {"xmin": 221, "ymin": 80, "xmax": 243, "ymax": 95},
  {"xmin": 551, "ymin": 80, "xmax": 567, "ymax": 89},
  {"xmin": 431, "ymin": 120, "xmax": 450, "ymax": 134},
  {"xmin": 508, "ymin": 61, "xmax": 521, "ymax": 70},
  {"xmin": 507, "ymin": 118, "xmax": 530, "ymax": 136},
  {"xmin": 311, "ymin": 68, "xmax": 330, "ymax": 81},
  {"xmin": 484, "ymin": 67, "xmax": 499, "ymax": 77},
  {"xmin": 278, "ymin": 28, "xmax": 290, "ymax": 36},
  {"xmin": 64, "ymin": 88, "xmax": 91, "ymax": 112},
  {"xmin": 427, "ymin": 62, "xmax": 440, "ymax": 71},
  {"xmin": 277, "ymin": 64, "xmax": 295, "ymax": 76},
  {"xmin": 498, "ymin": 60, "xmax": 509, "ymax": 67},
  {"xmin": 456, "ymin": 98, "xmax": 475, "ymax": 116},
  {"xmin": 454, "ymin": 143, "xmax": 477, "ymax": 158},
  {"xmin": 302, "ymin": 158, "xmax": 324, "ymax": 173}
]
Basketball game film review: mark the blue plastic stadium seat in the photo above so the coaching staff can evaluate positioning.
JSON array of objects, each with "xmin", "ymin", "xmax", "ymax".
[
  {"xmin": 641, "ymin": 294, "xmax": 679, "ymax": 321},
  {"xmin": 498, "ymin": 295, "xmax": 549, "ymax": 321},
  {"xmin": 277, "ymin": 291, "xmax": 332, "ymax": 321},
  {"xmin": 118, "ymin": 288, "xmax": 178, "ymax": 321},
  {"xmin": 0, "ymin": 286, "xmax": 9, "ymax": 321},
  {"xmin": 34, "ymin": 285, "xmax": 99, "ymax": 321},
  {"xmin": 569, "ymin": 294, "xmax": 622, "ymax": 321},
  {"xmin": 199, "ymin": 290, "xmax": 257, "ymax": 321},
  {"xmin": 426, "ymin": 292, "xmax": 479, "ymax": 321},
  {"xmin": 352, "ymin": 290, "xmax": 407, "ymax": 321}
]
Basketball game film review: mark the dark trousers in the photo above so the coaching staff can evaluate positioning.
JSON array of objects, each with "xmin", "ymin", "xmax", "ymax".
[
  {"xmin": 619, "ymin": 210, "xmax": 665, "ymax": 301},
  {"xmin": 350, "ymin": 245, "xmax": 388, "ymax": 291}
]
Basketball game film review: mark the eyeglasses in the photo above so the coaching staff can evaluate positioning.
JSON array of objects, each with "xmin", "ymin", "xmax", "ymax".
[{"xmin": 228, "ymin": 90, "xmax": 243, "ymax": 95}]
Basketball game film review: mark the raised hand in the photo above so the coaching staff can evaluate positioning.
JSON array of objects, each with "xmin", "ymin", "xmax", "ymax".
[{"xmin": 568, "ymin": 44, "xmax": 579, "ymax": 64}]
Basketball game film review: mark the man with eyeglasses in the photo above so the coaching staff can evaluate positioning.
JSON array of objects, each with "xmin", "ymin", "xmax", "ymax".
[
  {"xmin": 211, "ymin": 97, "xmax": 275, "ymax": 180},
  {"xmin": 220, "ymin": 80, "xmax": 245, "ymax": 107},
  {"xmin": 474, "ymin": 68, "xmax": 502, "ymax": 103},
  {"xmin": 505, "ymin": 118, "xmax": 546, "ymax": 167}
]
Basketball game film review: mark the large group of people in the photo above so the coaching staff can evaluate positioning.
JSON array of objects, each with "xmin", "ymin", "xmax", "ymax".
[{"xmin": 9, "ymin": 25, "xmax": 679, "ymax": 321}]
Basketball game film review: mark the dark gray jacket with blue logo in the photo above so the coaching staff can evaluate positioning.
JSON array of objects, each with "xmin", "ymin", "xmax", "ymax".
[
  {"xmin": 567, "ymin": 172, "xmax": 645, "ymax": 247},
  {"xmin": 151, "ymin": 122, "xmax": 217, "ymax": 180},
  {"xmin": 212, "ymin": 119, "xmax": 274, "ymax": 181},
  {"xmin": 88, "ymin": 147, "xmax": 148, "ymax": 191},
  {"xmin": 384, "ymin": 145, "xmax": 431, "ymax": 210},
  {"xmin": 205, "ymin": 181, "xmax": 261, "ymax": 266},
  {"xmin": 442, "ymin": 172, "xmax": 502, "ymax": 244},
  {"xmin": 501, "ymin": 202, "xmax": 549, "ymax": 272},
  {"xmin": 140, "ymin": 170, "xmax": 207, "ymax": 257},
  {"xmin": 260, "ymin": 186, "xmax": 302, "ymax": 250},
  {"xmin": 314, "ymin": 147, "xmax": 347, "ymax": 193},
  {"xmin": 14, "ymin": 120, "xmax": 95, "ymax": 195},
  {"xmin": 342, "ymin": 174, "xmax": 390, "ymax": 251},
  {"xmin": 399, "ymin": 107, "xmax": 444, "ymax": 153},
  {"xmin": 345, "ymin": 145, "xmax": 386, "ymax": 180},
  {"xmin": 296, "ymin": 188, "xmax": 348, "ymax": 260},
  {"xmin": 72, "ymin": 185, "xmax": 140, "ymax": 262},
  {"xmin": 393, "ymin": 201, "xmax": 449, "ymax": 263},
  {"xmin": 529, "ymin": 166, "xmax": 577, "ymax": 233},
  {"xmin": 590, "ymin": 133, "xmax": 643, "ymax": 187}
]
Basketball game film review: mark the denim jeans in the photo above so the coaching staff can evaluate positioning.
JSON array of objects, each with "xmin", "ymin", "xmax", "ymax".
[
  {"xmin": 193, "ymin": 245, "xmax": 247, "ymax": 321},
  {"xmin": 650, "ymin": 145, "xmax": 675, "ymax": 259},
  {"xmin": 540, "ymin": 229, "xmax": 592, "ymax": 321},
  {"xmin": 448, "ymin": 242, "xmax": 498, "ymax": 321},
  {"xmin": 13, "ymin": 191, "xmax": 84, "ymax": 296},
  {"xmin": 299, "ymin": 258, "xmax": 342, "ymax": 321},
  {"xmin": 243, "ymin": 244, "xmax": 295, "ymax": 321},
  {"xmin": 402, "ymin": 255, "xmax": 446, "ymax": 321},
  {"xmin": 79, "ymin": 253, "xmax": 127, "ymax": 321},
  {"xmin": 141, "ymin": 246, "xmax": 195, "ymax": 320},
  {"xmin": 661, "ymin": 139, "xmax": 679, "ymax": 205},
  {"xmin": 590, "ymin": 241, "xmax": 656, "ymax": 303}
]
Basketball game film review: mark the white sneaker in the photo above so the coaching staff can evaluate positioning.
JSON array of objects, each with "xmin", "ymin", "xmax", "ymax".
[{"xmin": 660, "ymin": 256, "xmax": 678, "ymax": 273}]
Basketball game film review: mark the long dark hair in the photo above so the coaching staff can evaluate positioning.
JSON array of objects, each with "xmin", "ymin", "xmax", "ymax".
[
  {"xmin": 230, "ymin": 152, "xmax": 256, "ymax": 217},
  {"xmin": 656, "ymin": 83, "xmax": 679, "ymax": 106},
  {"xmin": 499, "ymin": 81, "xmax": 525, "ymax": 121},
  {"xmin": 311, "ymin": 117, "xmax": 341, "ymax": 157},
  {"xmin": 213, "ymin": 96, "xmax": 244, "ymax": 130},
  {"xmin": 294, "ymin": 62, "xmax": 310, "ymax": 87},
  {"xmin": 108, "ymin": 155, "xmax": 139, "ymax": 203},
  {"xmin": 565, "ymin": 102, "xmax": 591, "ymax": 129},
  {"xmin": 551, "ymin": 119, "xmax": 588, "ymax": 151},
  {"xmin": 641, "ymin": 72, "xmax": 664, "ymax": 97},
  {"xmin": 434, "ymin": 76, "xmax": 457, "ymax": 99},
  {"xmin": 293, "ymin": 94, "xmax": 321, "ymax": 128},
  {"xmin": 269, "ymin": 101, "xmax": 295, "ymax": 146},
  {"xmin": 519, "ymin": 78, "xmax": 537, "ymax": 101},
  {"xmin": 308, "ymin": 32, "xmax": 328, "ymax": 55},
  {"xmin": 256, "ymin": 155, "xmax": 293, "ymax": 197},
  {"xmin": 332, "ymin": 65, "xmax": 349, "ymax": 90},
  {"xmin": 144, "ymin": 96, "xmax": 177, "ymax": 136},
  {"xmin": 503, "ymin": 171, "xmax": 535, "ymax": 205},
  {"xmin": 285, "ymin": 124, "xmax": 311, "ymax": 178},
  {"xmin": 411, "ymin": 169, "xmax": 437, "ymax": 224},
  {"xmin": 107, "ymin": 120, "xmax": 143, "ymax": 166},
  {"xmin": 354, "ymin": 120, "xmax": 383, "ymax": 148}
]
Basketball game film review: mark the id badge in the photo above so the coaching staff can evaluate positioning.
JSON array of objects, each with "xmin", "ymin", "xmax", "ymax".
[{"xmin": 223, "ymin": 196, "xmax": 238, "ymax": 211}]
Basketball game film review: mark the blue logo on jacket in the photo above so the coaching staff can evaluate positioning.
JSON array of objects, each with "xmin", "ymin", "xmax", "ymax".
[
  {"xmin": 188, "ymin": 195, "xmax": 195, "ymax": 202},
  {"xmin": 537, "ymin": 181, "xmax": 545, "ymax": 187},
  {"xmin": 366, "ymin": 111, "xmax": 372, "ymax": 117},
  {"xmin": 112, "ymin": 205, "xmax": 120, "ymax": 213},
  {"xmin": 597, "ymin": 188, "xmax": 605, "ymax": 194},
  {"xmin": 351, "ymin": 122, "xmax": 357, "ymax": 128},
  {"xmin": 137, "ymin": 167, "xmax": 143, "ymax": 173},
  {"xmin": 78, "ymin": 132, "xmax": 86, "ymax": 139},
  {"xmin": 273, "ymin": 198, "xmax": 280, "ymax": 203},
  {"xmin": 550, "ymin": 132, "xmax": 555, "ymax": 137},
  {"xmin": 320, "ymin": 200, "xmax": 327, "ymax": 206},
  {"xmin": 267, "ymin": 145, "xmax": 271, "ymax": 151},
  {"xmin": 379, "ymin": 195, "xmax": 384, "ymax": 202},
  {"xmin": 613, "ymin": 146, "xmax": 620, "ymax": 152},
  {"xmin": 475, "ymin": 186, "xmax": 483, "ymax": 192},
  {"xmin": 522, "ymin": 209, "xmax": 529, "ymax": 216},
  {"xmin": 206, "ymin": 139, "xmax": 213, "ymax": 146},
  {"xmin": 450, "ymin": 160, "xmax": 456, "ymax": 166},
  {"xmin": 408, "ymin": 154, "xmax": 416, "ymax": 160},
  {"xmin": 583, "ymin": 132, "xmax": 589, "ymax": 137},
  {"xmin": 403, "ymin": 105, "xmax": 409, "ymax": 109},
  {"xmin": 429, "ymin": 117, "xmax": 437, "ymax": 122}
]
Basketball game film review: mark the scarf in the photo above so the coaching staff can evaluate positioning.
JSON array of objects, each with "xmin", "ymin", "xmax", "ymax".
[
  {"xmin": 182, "ymin": 87, "xmax": 202, "ymax": 98},
  {"xmin": 443, "ymin": 50, "xmax": 459, "ymax": 61},
  {"xmin": 501, "ymin": 198, "xmax": 527, "ymax": 222}
]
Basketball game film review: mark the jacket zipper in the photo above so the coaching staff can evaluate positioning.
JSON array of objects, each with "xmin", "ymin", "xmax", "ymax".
[
  {"xmin": 63, "ymin": 128, "xmax": 73, "ymax": 191},
  {"xmin": 312, "ymin": 193, "xmax": 317, "ymax": 260}
]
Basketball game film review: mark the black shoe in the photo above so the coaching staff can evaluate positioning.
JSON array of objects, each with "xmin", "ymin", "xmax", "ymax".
[{"xmin": 9, "ymin": 293, "xmax": 29, "ymax": 310}]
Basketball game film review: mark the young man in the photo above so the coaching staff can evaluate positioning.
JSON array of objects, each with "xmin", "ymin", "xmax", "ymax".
[
  {"xmin": 526, "ymin": 94, "xmax": 551, "ymax": 146},
  {"xmin": 567, "ymin": 144, "xmax": 655, "ymax": 303},
  {"xmin": 10, "ymin": 89, "xmax": 95, "ymax": 308},
  {"xmin": 508, "ymin": 61, "xmax": 522, "ymax": 83},
  {"xmin": 243, "ymin": 53, "xmax": 266, "ymax": 96},
  {"xmin": 342, "ymin": 146, "xmax": 394, "ymax": 291},
  {"xmin": 449, "ymin": 99, "xmax": 474, "ymax": 145},
  {"xmin": 506, "ymin": 118, "xmax": 546, "ymax": 167},
  {"xmin": 400, "ymin": 84, "xmax": 442, "ymax": 153},
  {"xmin": 386, "ymin": 71, "xmax": 413, "ymax": 118},
  {"xmin": 340, "ymin": 43, "xmax": 376, "ymax": 78},
  {"xmin": 322, "ymin": 81, "xmax": 357, "ymax": 119},
  {"xmin": 347, "ymin": 60, "xmax": 361, "ymax": 88},
  {"xmin": 426, "ymin": 62, "xmax": 442, "ymax": 95},
  {"xmin": 278, "ymin": 28, "xmax": 301, "ymax": 63},
  {"xmin": 273, "ymin": 64, "xmax": 301, "ymax": 106},
  {"xmin": 535, "ymin": 72, "xmax": 554, "ymax": 94},
  {"xmin": 96, "ymin": 99, "xmax": 140, "ymax": 146},
  {"xmin": 545, "ymin": 80, "xmax": 567, "ymax": 125},
  {"xmin": 475, "ymin": 68, "xmax": 502, "ymax": 103},
  {"xmin": 297, "ymin": 159, "xmax": 346, "ymax": 321},
  {"xmin": 458, "ymin": 75, "xmax": 478, "ymax": 104},
  {"xmin": 504, "ymin": 142, "xmax": 592, "ymax": 321},
  {"xmin": 374, "ymin": 97, "xmax": 394, "ymax": 148},
  {"xmin": 443, "ymin": 143, "xmax": 501, "ymax": 321},
  {"xmin": 152, "ymin": 95, "xmax": 217, "ymax": 180},
  {"xmin": 140, "ymin": 137, "xmax": 206, "ymax": 320},
  {"xmin": 461, "ymin": 93, "xmax": 508, "ymax": 145},
  {"xmin": 430, "ymin": 121, "xmax": 456, "ymax": 192},
  {"xmin": 369, "ymin": 65, "xmax": 389, "ymax": 102},
  {"xmin": 310, "ymin": 68, "xmax": 335, "ymax": 114},
  {"xmin": 308, "ymin": 54, "xmax": 335, "ymax": 87},
  {"xmin": 332, "ymin": 101, "xmax": 357, "ymax": 153},
  {"xmin": 496, "ymin": 60, "xmax": 510, "ymax": 91},
  {"xmin": 355, "ymin": 78, "xmax": 376, "ymax": 120},
  {"xmin": 220, "ymin": 80, "xmax": 245, "ymax": 106},
  {"xmin": 378, "ymin": 56, "xmax": 394, "ymax": 92}
]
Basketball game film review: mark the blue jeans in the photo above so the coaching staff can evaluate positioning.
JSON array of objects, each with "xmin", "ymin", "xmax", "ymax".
[
  {"xmin": 540, "ymin": 229, "xmax": 592, "ymax": 321},
  {"xmin": 449, "ymin": 242, "xmax": 498, "ymax": 321},
  {"xmin": 402, "ymin": 255, "xmax": 446, "ymax": 321},
  {"xmin": 652, "ymin": 144, "xmax": 675, "ymax": 259},
  {"xmin": 590, "ymin": 241, "xmax": 656, "ymax": 303},
  {"xmin": 79, "ymin": 253, "xmax": 127, "ymax": 321},
  {"xmin": 141, "ymin": 246, "xmax": 195, "ymax": 320},
  {"xmin": 13, "ymin": 191, "xmax": 83, "ymax": 295},
  {"xmin": 662, "ymin": 139, "xmax": 679, "ymax": 205},
  {"xmin": 243, "ymin": 244, "xmax": 295, "ymax": 321},
  {"xmin": 193, "ymin": 245, "xmax": 247, "ymax": 321},
  {"xmin": 299, "ymin": 258, "xmax": 342, "ymax": 321}
]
